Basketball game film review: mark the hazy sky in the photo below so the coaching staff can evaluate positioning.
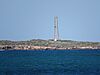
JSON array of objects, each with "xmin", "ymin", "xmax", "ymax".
[{"xmin": 0, "ymin": 0, "xmax": 100, "ymax": 41}]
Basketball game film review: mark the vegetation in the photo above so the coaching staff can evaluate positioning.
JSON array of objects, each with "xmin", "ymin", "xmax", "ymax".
[{"xmin": 0, "ymin": 39, "xmax": 100, "ymax": 48}]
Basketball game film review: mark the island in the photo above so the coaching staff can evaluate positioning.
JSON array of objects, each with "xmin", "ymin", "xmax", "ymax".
[{"xmin": 0, "ymin": 39, "xmax": 100, "ymax": 50}]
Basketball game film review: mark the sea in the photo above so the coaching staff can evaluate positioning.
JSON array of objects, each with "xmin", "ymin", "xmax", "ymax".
[{"xmin": 0, "ymin": 49, "xmax": 100, "ymax": 75}]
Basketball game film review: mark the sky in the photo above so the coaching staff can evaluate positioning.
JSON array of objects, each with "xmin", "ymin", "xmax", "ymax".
[{"xmin": 0, "ymin": 0, "xmax": 100, "ymax": 42}]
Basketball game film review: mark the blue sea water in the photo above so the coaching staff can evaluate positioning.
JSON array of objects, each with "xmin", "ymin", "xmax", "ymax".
[{"xmin": 0, "ymin": 50, "xmax": 100, "ymax": 75}]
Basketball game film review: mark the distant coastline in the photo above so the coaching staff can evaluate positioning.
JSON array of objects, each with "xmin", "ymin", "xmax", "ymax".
[{"xmin": 0, "ymin": 39, "xmax": 100, "ymax": 50}]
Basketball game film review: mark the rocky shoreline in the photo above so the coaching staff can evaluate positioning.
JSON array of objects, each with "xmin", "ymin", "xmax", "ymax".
[{"xmin": 0, "ymin": 45, "xmax": 100, "ymax": 51}]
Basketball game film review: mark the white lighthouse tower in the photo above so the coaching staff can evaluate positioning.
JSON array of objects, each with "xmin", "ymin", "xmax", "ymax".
[{"xmin": 54, "ymin": 16, "xmax": 59, "ymax": 41}]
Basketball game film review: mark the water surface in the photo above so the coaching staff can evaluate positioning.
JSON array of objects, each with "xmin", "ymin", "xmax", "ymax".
[{"xmin": 0, "ymin": 49, "xmax": 100, "ymax": 75}]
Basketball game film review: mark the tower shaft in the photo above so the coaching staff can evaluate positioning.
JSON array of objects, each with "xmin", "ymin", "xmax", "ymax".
[{"xmin": 54, "ymin": 16, "xmax": 59, "ymax": 41}]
